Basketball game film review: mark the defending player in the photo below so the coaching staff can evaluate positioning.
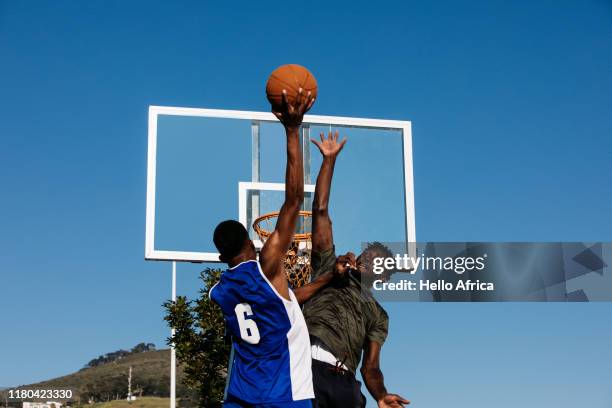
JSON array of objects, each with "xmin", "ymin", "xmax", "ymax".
[
  {"xmin": 295, "ymin": 131, "xmax": 410, "ymax": 408},
  {"xmin": 209, "ymin": 89, "xmax": 315, "ymax": 407}
]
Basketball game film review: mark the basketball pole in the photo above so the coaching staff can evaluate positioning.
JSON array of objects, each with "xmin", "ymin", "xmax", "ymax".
[
  {"xmin": 301, "ymin": 124, "xmax": 311, "ymax": 206},
  {"xmin": 171, "ymin": 261, "xmax": 177, "ymax": 408}
]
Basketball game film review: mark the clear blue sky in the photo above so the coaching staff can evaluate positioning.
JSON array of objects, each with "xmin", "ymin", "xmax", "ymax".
[{"xmin": 1, "ymin": 1, "xmax": 611, "ymax": 407}]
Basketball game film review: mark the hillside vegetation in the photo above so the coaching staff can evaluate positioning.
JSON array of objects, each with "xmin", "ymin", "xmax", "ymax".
[{"xmin": 1, "ymin": 349, "xmax": 195, "ymax": 407}]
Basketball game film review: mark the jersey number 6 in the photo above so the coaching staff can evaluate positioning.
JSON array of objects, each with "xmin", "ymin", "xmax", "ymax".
[{"xmin": 234, "ymin": 303, "xmax": 261, "ymax": 344}]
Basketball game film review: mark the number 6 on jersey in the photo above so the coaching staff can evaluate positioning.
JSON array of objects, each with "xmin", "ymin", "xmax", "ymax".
[{"xmin": 234, "ymin": 303, "xmax": 260, "ymax": 344}]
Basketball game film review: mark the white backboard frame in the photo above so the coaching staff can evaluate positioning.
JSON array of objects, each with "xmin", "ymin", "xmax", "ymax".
[
  {"xmin": 145, "ymin": 105, "xmax": 416, "ymax": 263},
  {"xmin": 238, "ymin": 181, "xmax": 316, "ymax": 249}
]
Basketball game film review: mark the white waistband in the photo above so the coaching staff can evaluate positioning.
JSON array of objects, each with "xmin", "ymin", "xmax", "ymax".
[{"xmin": 311, "ymin": 344, "xmax": 348, "ymax": 370}]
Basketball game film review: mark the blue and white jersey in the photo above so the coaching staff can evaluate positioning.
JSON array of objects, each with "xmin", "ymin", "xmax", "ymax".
[{"xmin": 209, "ymin": 260, "xmax": 314, "ymax": 405}]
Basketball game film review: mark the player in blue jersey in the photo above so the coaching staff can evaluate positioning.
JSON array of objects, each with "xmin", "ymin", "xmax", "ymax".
[{"xmin": 210, "ymin": 89, "xmax": 316, "ymax": 407}]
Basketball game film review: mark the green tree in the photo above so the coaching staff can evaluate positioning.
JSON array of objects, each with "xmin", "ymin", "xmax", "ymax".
[{"xmin": 164, "ymin": 268, "xmax": 230, "ymax": 408}]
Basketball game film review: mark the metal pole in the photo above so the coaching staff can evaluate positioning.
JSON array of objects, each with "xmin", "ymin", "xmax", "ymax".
[
  {"xmin": 302, "ymin": 125, "xmax": 312, "ymax": 211},
  {"xmin": 302, "ymin": 124, "xmax": 311, "ymax": 185},
  {"xmin": 250, "ymin": 121, "xmax": 261, "ymax": 228},
  {"xmin": 170, "ymin": 262, "xmax": 176, "ymax": 408}
]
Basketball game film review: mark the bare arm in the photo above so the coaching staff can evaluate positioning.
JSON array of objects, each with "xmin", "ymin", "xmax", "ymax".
[
  {"xmin": 293, "ymin": 253, "xmax": 356, "ymax": 304},
  {"xmin": 361, "ymin": 341, "xmax": 410, "ymax": 408},
  {"xmin": 311, "ymin": 131, "xmax": 346, "ymax": 252},
  {"xmin": 260, "ymin": 90, "xmax": 314, "ymax": 291},
  {"xmin": 292, "ymin": 270, "xmax": 333, "ymax": 304}
]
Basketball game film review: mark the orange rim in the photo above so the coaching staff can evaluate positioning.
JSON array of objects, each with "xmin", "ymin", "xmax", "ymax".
[{"xmin": 252, "ymin": 210, "xmax": 312, "ymax": 241}]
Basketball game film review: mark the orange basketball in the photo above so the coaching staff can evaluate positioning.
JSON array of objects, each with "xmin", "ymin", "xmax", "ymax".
[{"xmin": 266, "ymin": 64, "xmax": 318, "ymax": 112}]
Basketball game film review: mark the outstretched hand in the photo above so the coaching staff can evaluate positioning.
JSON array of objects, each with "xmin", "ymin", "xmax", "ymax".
[
  {"xmin": 272, "ymin": 88, "xmax": 314, "ymax": 130},
  {"xmin": 378, "ymin": 394, "xmax": 410, "ymax": 408},
  {"xmin": 311, "ymin": 131, "xmax": 347, "ymax": 158}
]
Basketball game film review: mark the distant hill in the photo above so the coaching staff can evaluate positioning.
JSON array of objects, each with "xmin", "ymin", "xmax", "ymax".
[
  {"xmin": 1, "ymin": 350, "xmax": 195, "ymax": 407},
  {"xmin": 84, "ymin": 343, "xmax": 157, "ymax": 369}
]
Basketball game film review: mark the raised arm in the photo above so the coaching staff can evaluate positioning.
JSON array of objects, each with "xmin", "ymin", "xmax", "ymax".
[
  {"xmin": 310, "ymin": 131, "xmax": 347, "ymax": 252},
  {"xmin": 259, "ymin": 90, "xmax": 314, "ymax": 293},
  {"xmin": 361, "ymin": 341, "xmax": 410, "ymax": 408}
]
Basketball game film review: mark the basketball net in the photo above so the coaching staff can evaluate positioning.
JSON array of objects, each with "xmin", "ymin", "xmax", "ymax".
[{"xmin": 253, "ymin": 211, "xmax": 312, "ymax": 288}]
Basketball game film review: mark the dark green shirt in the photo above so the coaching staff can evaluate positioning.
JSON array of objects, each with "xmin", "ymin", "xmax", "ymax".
[{"xmin": 302, "ymin": 247, "xmax": 389, "ymax": 373}]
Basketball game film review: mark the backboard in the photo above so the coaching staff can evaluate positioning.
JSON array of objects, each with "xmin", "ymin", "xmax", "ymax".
[{"xmin": 145, "ymin": 106, "xmax": 415, "ymax": 263}]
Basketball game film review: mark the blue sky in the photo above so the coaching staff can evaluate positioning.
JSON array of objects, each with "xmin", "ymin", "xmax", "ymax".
[{"xmin": 1, "ymin": 1, "xmax": 611, "ymax": 407}]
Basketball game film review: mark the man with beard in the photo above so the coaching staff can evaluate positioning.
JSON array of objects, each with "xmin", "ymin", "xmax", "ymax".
[{"xmin": 293, "ymin": 131, "xmax": 410, "ymax": 408}]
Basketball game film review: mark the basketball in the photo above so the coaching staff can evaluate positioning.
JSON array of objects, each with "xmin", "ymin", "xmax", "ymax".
[{"xmin": 266, "ymin": 64, "xmax": 318, "ymax": 111}]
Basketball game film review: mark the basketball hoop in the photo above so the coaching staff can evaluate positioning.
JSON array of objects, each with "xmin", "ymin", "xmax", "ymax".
[{"xmin": 253, "ymin": 210, "xmax": 312, "ymax": 288}]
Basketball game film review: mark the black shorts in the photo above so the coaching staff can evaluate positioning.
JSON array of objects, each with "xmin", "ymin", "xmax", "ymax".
[{"xmin": 311, "ymin": 359, "xmax": 366, "ymax": 408}]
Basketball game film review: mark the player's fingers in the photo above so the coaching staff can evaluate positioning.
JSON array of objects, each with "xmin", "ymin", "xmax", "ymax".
[
  {"xmin": 306, "ymin": 95, "xmax": 315, "ymax": 111},
  {"xmin": 334, "ymin": 130, "xmax": 339, "ymax": 142},
  {"xmin": 281, "ymin": 89, "xmax": 289, "ymax": 109},
  {"xmin": 344, "ymin": 252, "xmax": 357, "ymax": 268},
  {"xmin": 337, "ymin": 255, "xmax": 350, "ymax": 266},
  {"xmin": 320, "ymin": 132, "xmax": 325, "ymax": 142},
  {"xmin": 295, "ymin": 87, "xmax": 304, "ymax": 108},
  {"xmin": 303, "ymin": 92, "xmax": 313, "ymax": 113},
  {"xmin": 328, "ymin": 130, "xmax": 333, "ymax": 141},
  {"xmin": 302, "ymin": 90, "xmax": 312, "ymax": 107},
  {"xmin": 272, "ymin": 111, "xmax": 282, "ymax": 120},
  {"xmin": 338, "ymin": 138, "xmax": 348, "ymax": 150},
  {"xmin": 310, "ymin": 138, "xmax": 322, "ymax": 149}
]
